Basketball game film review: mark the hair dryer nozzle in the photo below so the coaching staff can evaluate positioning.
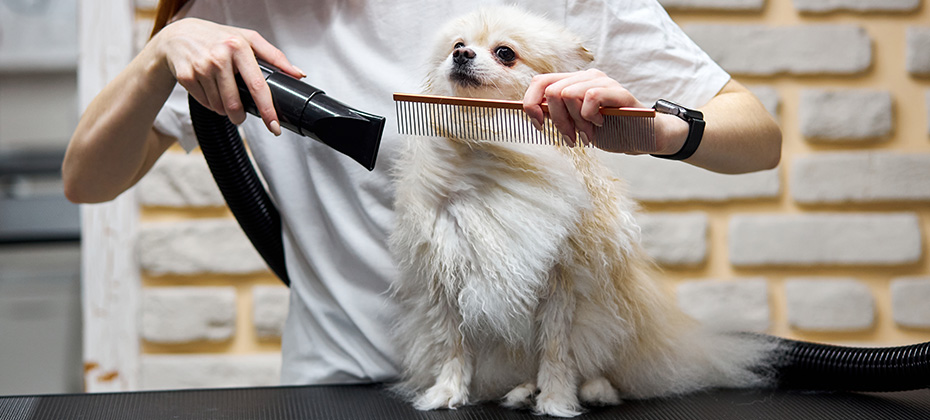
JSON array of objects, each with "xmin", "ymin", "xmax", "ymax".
[
  {"xmin": 299, "ymin": 94, "xmax": 384, "ymax": 171},
  {"xmin": 236, "ymin": 62, "xmax": 384, "ymax": 171}
]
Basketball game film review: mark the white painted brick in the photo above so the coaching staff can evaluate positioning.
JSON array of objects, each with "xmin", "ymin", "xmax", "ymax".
[
  {"xmin": 137, "ymin": 219, "xmax": 268, "ymax": 275},
  {"xmin": 746, "ymin": 85, "xmax": 780, "ymax": 118},
  {"xmin": 638, "ymin": 212, "xmax": 708, "ymax": 266},
  {"xmin": 677, "ymin": 278, "xmax": 770, "ymax": 332},
  {"xmin": 729, "ymin": 213, "xmax": 922, "ymax": 266},
  {"xmin": 141, "ymin": 287, "xmax": 237, "ymax": 344},
  {"xmin": 253, "ymin": 286, "xmax": 290, "ymax": 340},
  {"xmin": 785, "ymin": 277, "xmax": 874, "ymax": 332},
  {"xmin": 137, "ymin": 152, "xmax": 226, "ymax": 208},
  {"xmin": 890, "ymin": 277, "xmax": 930, "ymax": 329},
  {"xmin": 799, "ymin": 89, "xmax": 893, "ymax": 141},
  {"xmin": 600, "ymin": 154, "xmax": 779, "ymax": 202},
  {"xmin": 792, "ymin": 152, "xmax": 930, "ymax": 203},
  {"xmin": 658, "ymin": 0, "xmax": 764, "ymax": 11},
  {"xmin": 684, "ymin": 24, "xmax": 871, "ymax": 75},
  {"xmin": 793, "ymin": 0, "xmax": 920, "ymax": 13},
  {"xmin": 907, "ymin": 27, "xmax": 930, "ymax": 76},
  {"xmin": 140, "ymin": 354, "xmax": 281, "ymax": 390}
]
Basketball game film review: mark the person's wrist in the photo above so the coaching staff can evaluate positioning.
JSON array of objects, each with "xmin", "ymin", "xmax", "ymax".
[
  {"xmin": 654, "ymin": 113, "xmax": 689, "ymax": 155},
  {"xmin": 142, "ymin": 30, "xmax": 183, "ymax": 93}
]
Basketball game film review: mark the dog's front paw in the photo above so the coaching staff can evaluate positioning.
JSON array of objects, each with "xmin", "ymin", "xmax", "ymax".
[
  {"xmin": 534, "ymin": 390, "xmax": 582, "ymax": 418},
  {"xmin": 501, "ymin": 382, "xmax": 537, "ymax": 409},
  {"xmin": 413, "ymin": 382, "xmax": 469, "ymax": 411}
]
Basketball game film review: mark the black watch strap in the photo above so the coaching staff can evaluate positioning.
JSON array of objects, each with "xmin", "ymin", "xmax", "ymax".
[{"xmin": 650, "ymin": 99, "xmax": 705, "ymax": 161}]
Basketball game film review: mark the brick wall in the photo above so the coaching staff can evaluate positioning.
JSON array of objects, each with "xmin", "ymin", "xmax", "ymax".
[
  {"xmin": 651, "ymin": 0, "xmax": 930, "ymax": 347},
  {"xmin": 130, "ymin": 0, "xmax": 930, "ymax": 390}
]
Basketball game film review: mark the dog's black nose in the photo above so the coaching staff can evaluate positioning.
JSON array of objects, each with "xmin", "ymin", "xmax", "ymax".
[{"xmin": 452, "ymin": 47, "xmax": 476, "ymax": 65}]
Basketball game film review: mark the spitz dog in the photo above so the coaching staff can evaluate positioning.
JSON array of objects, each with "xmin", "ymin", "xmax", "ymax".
[{"xmin": 389, "ymin": 6, "xmax": 778, "ymax": 417}]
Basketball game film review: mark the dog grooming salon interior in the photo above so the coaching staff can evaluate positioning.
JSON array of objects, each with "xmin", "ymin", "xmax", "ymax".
[{"xmin": 0, "ymin": 0, "xmax": 928, "ymax": 416}]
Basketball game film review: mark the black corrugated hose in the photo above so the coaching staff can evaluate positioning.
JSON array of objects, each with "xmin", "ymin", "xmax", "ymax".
[
  {"xmin": 774, "ymin": 337, "xmax": 930, "ymax": 392},
  {"xmin": 189, "ymin": 95, "xmax": 291, "ymax": 286}
]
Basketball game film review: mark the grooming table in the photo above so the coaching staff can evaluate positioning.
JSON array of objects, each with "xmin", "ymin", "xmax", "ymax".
[{"xmin": 1, "ymin": 384, "xmax": 928, "ymax": 419}]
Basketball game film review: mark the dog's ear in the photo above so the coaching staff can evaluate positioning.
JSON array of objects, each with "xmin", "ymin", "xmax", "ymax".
[{"xmin": 556, "ymin": 43, "xmax": 595, "ymax": 73}]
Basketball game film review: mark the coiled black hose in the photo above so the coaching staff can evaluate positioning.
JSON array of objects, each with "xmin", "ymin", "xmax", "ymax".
[
  {"xmin": 775, "ymin": 337, "xmax": 930, "ymax": 392},
  {"xmin": 188, "ymin": 61, "xmax": 384, "ymax": 287},
  {"xmin": 189, "ymin": 95, "xmax": 290, "ymax": 286}
]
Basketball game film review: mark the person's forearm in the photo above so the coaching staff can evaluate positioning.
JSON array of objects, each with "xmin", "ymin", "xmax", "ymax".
[
  {"xmin": 523, "ymin": 73, "xmax": 781, "ymax": 174},
  {"xmin": 63, "ymin": 43, "xmax": 177, "ymax": 203},
  {"xmin": 64, "ymin": 16, "xmax": 305, "ymax": 204},
  {"xmin": 683, "ymin": 80, "xmax": 782, "ymax": 174}
]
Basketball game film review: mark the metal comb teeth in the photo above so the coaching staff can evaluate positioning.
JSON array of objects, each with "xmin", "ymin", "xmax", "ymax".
[{"xmin": 393, "ymin": 93, "xmax": 657, "ymax": 152}]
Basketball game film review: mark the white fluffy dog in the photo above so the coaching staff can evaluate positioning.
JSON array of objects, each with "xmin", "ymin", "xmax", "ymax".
[{"xmin": 389, "ymin": 6, "xmax": 778, "ymax": 417}]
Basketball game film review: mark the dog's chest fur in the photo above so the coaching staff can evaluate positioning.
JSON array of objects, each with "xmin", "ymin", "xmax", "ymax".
[{"xmin": 392, "ymin": 139, "xmax": 595, "ymax": 341}]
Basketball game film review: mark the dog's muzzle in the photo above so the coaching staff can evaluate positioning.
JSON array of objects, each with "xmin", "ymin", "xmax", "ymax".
[{"xmin": 450, "ymin": 47, "xmax": 481, "ymax": 87}]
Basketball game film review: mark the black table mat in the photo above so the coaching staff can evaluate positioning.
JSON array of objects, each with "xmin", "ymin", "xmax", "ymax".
[{"xmin": 2, "ymin": 385, "xmax": 929, "ymax": 419}]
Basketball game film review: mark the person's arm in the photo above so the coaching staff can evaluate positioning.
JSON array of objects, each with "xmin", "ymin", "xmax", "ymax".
[
  {"xmin": 684, "ymin": 79, "xmax": 781, "ymax": 174},
  {"xmin": 522, "ymin": 69, "xmax": 781, "ymax": 174},
  {"xmin": 63, "ymin": 17, "xmax": 304, "ymax": 203},
  {"xmin": 62, "ymin": 46, "xmax": 179, "ymax": 203}
]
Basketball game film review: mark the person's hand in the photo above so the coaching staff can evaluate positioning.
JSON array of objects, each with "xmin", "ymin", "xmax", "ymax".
[
  {"xmin": 522, "ymin": 69, "xmax": 687, "ymax": 154},
  {"xmin": 151, "ymin": 18, "xmax": 306, "ymax": 136}
]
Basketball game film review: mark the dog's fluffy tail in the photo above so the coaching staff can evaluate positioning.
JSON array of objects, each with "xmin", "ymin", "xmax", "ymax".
[{"xmin": 615, "ymin": 324, "xmax": 783, "ymax": 399}]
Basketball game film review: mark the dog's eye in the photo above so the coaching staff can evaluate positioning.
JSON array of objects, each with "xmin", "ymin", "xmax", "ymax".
[
  {"xmin": 495, "ymin": 46, "xmax": 516, "ymax": 63},
  {"xmin": 453, "ymin": 41, "xmax": 466, "ymax": 49}
]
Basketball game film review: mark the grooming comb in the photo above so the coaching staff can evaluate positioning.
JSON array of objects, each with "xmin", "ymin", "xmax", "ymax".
[{"xmin": 393, "ymin": 93, "xmax": 657, "ymax": 152}]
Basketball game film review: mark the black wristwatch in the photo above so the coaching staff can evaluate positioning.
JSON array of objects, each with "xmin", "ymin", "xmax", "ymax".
[{"xmin": 650, "ymin": 99, "xmax": 705, "ymax": 161}]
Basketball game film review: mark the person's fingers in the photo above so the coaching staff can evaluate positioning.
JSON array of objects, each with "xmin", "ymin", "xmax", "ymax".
[
  {"xmin": 541, "ymin": 72, "xmax": 604, "ymax": 145},
  {"xmin": 214, "ymin": 58, "xmax": 246, "ymax": 125},
  {"xmin": 528, "ymin": 71, "xmax": 603, "ymax": 145},
  {"xmin": 198, "ymin": 77, "xmax": 226, "ymax": 116},
  {"xmin": 543, "ymin": 83, "xmax": 576, "ymax": 146},
  {"xmin": 523, "ymin": 72, "xmax": 576, "ymax": 130},
  {"xmin": 174, "ymin": 64, "xmax": 213, "ymax": 112},
  {"xmin": 526, "ymin": 69, "xmax": 647, "ymax": 149},
  {"xmin": 242, "ymin": 29, "xmax": 306, "ymax": 79},
  {"xmin": 558, "ymin": 79, "xmax": 618, "ymax": 146},
  {"xmin": 579, "ymin": 85, "xmax": 642, "ymax": 152},
  {"xmin": 577, "ymin": 85, "xmax": 638, "ymax": 121},
  {"xmin": 233, "ymin": 47, "xmax": 280, "ymax": 135},
  {"xmin": 160, "ymin": 20, "xmax": 289, "ymax": 135},
  {"xmin": 185, "ymin": 83, "xmax": 212, "ymax": 113},
  {"xmin": 523, "ymin": 74, "xmax": 554, "ymax": 128}
]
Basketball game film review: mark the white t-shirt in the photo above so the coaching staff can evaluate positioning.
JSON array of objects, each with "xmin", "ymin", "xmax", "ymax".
[{"xmin": 153, "ymin": 0, "xmax": 730, "ymax": 385}]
